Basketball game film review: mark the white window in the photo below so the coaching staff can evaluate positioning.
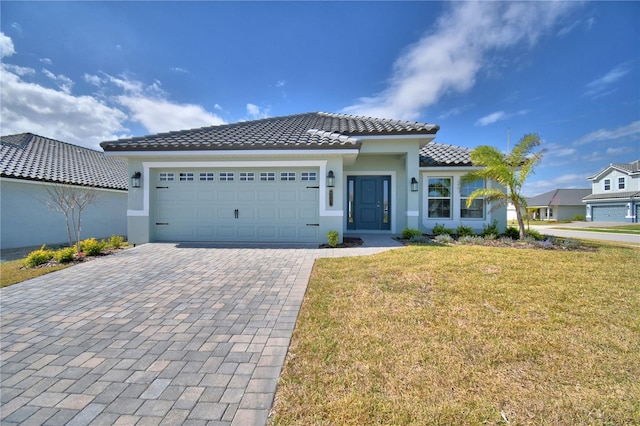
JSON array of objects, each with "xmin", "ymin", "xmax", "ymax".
[
  {"xmin": 240, "ymin": 172, "xmax": 255, "ymax": 181},
  {"xmin": 460, "ymin": 180, "xmax": 485, "ymax": 219},
  {"xmin": 159, "ymin": 172, "xmax": 175, "ymax": 182},
  {"xmin": 179, "ymin": 172, "xmax": 194, "ymax": 182},
  {"xmin": 219, "ymin": 172, "xmax": 234, "ymax": 181},
  {"xmin": 280, "ymin": 172, "xmax": 296, "ymax": 181},
  {"xmin": 603, "ymin": 179, "xmax": 611, "ymax": 191},
  {"xmin": 260, "ymin": 172, "xmax": 275, "ymax": 181},
  {"xmin": 301, "ymin": 172, "xmax": 317, "ymax": 181},
  {"xmin": 618, "ymin": 177, "xmax": 626, "ymax": 190},
  {"xmin": 199, "ymin": 172, "xmax": 215, "ymax": 182},
  {"xmin": 427, "ymin": 177, "xmax": 452, "ymax": 219}
]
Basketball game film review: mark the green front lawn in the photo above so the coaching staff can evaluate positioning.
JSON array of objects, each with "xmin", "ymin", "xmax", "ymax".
[
  {"xmin": 1, "ymin": 259, "xmax": 71, "ymax": 288},
  {"xmin": 271, "ymin": 243, "xmax": 640, "ymax": 425}
]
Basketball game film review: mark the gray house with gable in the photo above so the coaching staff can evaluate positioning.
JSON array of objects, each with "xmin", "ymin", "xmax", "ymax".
[
  {"xmin": 101, "ymin": 112, "xmax": 506, "ymax": 245},
  {"xmin": 1, "ymin": 133, "xmax": 128, "ymax": 251}
]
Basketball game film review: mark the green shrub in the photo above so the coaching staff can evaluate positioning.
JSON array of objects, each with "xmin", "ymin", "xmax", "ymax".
[
  {"xmin": 481, "ymin": 219, "xmax": 500, "ymax": 237},
  {"xmin": 53, "ymin": 247, "xmax": 76, "ymax": 263},
  {"xmin": 23, "ymin": 245, "xmax": 54, "ymax": 268},
  {"xmin": 434, "ymin": 234, "xmax": 453, "ymax": 244},
  {"xmin": 456, "ymin": 225, "xmax": 474, "ymax": 237},
  {"xmin": 502, "ymin": 226, "xmax": 520, "ymax": 240},
  {"xmin": 432, "ymin": 223, "xmax": 454, "ymax": 236},
  {"xmin": 571, "ymin": 214, "xmax": 586, "ymax": 222},
  {"xmin": 401, "ymin": 227, "xmax": 423, "ymax": 240},
  {"xmin": 525, "ymin": 229, "xmax": 545, "ymax": 241},
  {"xmin": 327, "ymin": 230, "xmax": 339, "ymax": 248},
  {"xmin": 107, "ymin": 235, "xmax": 125, "ymax": 249},
  {"xmin": 80, "ymin": 238, "xmax": 107, "ymax": 256}
]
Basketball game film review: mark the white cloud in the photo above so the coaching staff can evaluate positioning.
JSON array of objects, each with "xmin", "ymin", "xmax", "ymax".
[
  {"xmin": 42, "ymin": 68, "xmax": 74, "ymax": 94},
  {"xmin": 40, "ymin": 57, "xmax": 53, "ymax": 65},
  {"xmin": 1, "ymin": 32, "xmax": 15, "ymax": 58},
  {"xmin": 118, "ymin": 96, "xmax": 225, "ymax": 133},
  {"xmin": 573, "ymin": 120, "xmax": 640, "ymax": 146},
  {"xmin": 246, "ymin": 103, "xmax": 270, "ymax": 120},
  {"xmin": 475, "ymin": 109, "xmax": 528, "ymax": 126},
  {"xmin": 475, "ymin": 111, "xmax": 505, "ymax": 126},
  {"xmin": 276, "ymin": 80, "xmax": 285, "ymax": 87},
  {"xmin": 342, "ymin": 2, "xmax": 576, "ymax": 120},
  {"xmin": 171, "ymin": 67, "xmax": 189, "ymax": 73},
  {"xmin": 1, "ymin": 32, "xmax": 226, "ymax": 148},
  {"xmin": 584, "ymin": 63, "xmax": 631, "ymax": 98},
  {"xmin": 1, "ymin": 66, "xmax": 128, "ymax": 150}
]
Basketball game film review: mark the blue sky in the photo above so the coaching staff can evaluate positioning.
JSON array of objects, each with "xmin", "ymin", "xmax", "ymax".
[{"xmin": 1, "ymin": 1, "xmax": 638, "ymax": 196}]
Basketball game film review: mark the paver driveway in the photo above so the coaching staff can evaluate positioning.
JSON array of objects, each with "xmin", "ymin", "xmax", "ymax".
[{"xmin": 1, "ymin": 238, "xmax": 401, "ymax": 425}]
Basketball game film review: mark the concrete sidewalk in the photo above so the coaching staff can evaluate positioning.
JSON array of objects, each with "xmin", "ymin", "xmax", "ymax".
[{"xmin": 0, "ymin": 236, "xmax": 402, "ymax": 425}]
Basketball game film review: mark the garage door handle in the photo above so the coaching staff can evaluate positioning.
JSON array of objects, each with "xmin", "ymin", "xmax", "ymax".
[
  {"xmin": 234, "ymin": 209, "xmax": 239, "ymax": 219},
  {"xmin": 156, "ymin": 222, "xmax": 169, "ymax": 225}
]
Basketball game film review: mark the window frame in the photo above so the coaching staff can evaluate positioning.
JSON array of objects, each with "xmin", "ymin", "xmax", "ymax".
[
  {"xmin": 460, "ymin": 179, "xmax": 485, "ymax": 219},
  {"xmin": 426, "ymin": 177, "xmax": 452, "ymax": 219}
]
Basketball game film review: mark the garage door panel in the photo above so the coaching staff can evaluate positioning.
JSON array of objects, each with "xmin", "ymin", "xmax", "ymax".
[
  {"xmin": 259, "ymin": 191, "xmax": 277, "ymax": 201},
  {"xmin": 218, "ymin": 190, "xmax": 237, "ymax": 202},
  {"xmin": 592, "ymin": 205, "xmax": 627, "ymax": 222},
  {"xmin": 279, "ymin": 190, "xmax": 297, "ymax": 201},
  {"xmin": 238, "ymin": 191, "xmax": 255, "ymax": 202},
  {"xmin": 299, "ymin": 227, "xmax": 319, "ymax": 239},
  {"xmin": 155, "ymin": 168, "xmax": 319, "ymax": 242}
]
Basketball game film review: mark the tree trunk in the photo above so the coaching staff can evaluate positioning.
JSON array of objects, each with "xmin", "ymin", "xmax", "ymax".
[{"xmin": 515, "ymin": 203, "xmax": 527, "ymax": 239}]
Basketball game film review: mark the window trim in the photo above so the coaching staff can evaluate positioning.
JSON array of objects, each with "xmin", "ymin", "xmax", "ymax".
[
  {"xmin": 603, "ymin": 178, "xmax": 611, "ymax": 191},
  {"xmin": 460, "ymin": 179, "xmax": 485, "ymax": 220},
  {"xmin": 426, "ymin": 177, "xmax": 452, "ymax": 219},
  {"xmin": 617, "ymin": 176, "xmax": 626, "ymax": 190}
]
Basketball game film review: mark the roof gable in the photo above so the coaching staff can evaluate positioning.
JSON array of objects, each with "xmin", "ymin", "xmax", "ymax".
[
  {"xmin": 588, "ymin": 160, "xmax": 640, "ymax": 181},
  {"xmin": 1, "ymin": 133, "xmax": 128, "ymax": 190},
  {"xmin": 100, "ymin": 112, "xmax": 440, "ymax": 152}
]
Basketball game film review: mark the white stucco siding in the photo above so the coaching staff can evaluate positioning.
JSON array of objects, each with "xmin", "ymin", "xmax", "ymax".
[{"xmin": 0, "ymin": 178, "xmax": 127, "ymax": 250}]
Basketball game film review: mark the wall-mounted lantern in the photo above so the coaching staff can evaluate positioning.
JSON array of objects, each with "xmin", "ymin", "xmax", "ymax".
[
  {"xmin": 327, "ymin": 170, "xmax": 335, "ymax": 188},
  {"xmin": 131, "ymin": 171, "xmax": 141, "ymax": 189},
  {"xmin": 410, "ymin": 177, "xmax": 419, "ymax": 192}
]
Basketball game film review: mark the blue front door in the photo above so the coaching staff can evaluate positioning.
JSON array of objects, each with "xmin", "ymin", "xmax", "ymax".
[{"xmin": 347, "ymin": 176, "xmax": 391, "ymax": 230}]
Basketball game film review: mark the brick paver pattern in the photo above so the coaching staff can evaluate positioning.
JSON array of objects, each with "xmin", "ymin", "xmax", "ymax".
[{"xmin": 1, "ymin": 238, "xmax": 401, "ymax": 425}]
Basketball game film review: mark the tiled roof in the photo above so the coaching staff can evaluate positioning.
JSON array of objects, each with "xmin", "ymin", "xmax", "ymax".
[
  {"xmin": 419, "ymin": 143, "xmax": 472, "ymax": 167},
  {"xmin": 527, "ymin": 188, "xmax": 592, "ymax": 207},
  {"xmin": 582, "ymin": 191, "xmax": 640, "ymax": 201},
  {"xmin": 1, "ymin": 133, "xmax": 128, "ymax": 190},
  {"xmin": 100, "ymin": 112, "xmax": 440, "ymax": 152}
]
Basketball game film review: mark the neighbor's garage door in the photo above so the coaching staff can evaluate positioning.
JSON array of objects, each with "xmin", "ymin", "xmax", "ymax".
[
  {"xmin": 591, "ymin": 205, "xmax": 627, "ymax": 222},
  {"xmin": 154, "ymin": 168, "xmax": 320, "ymax": 242}
]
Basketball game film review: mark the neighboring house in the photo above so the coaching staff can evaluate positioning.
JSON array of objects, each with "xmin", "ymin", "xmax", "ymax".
[
  {"xmin": 526, "ymin": 188, "xmax": 591, "ymax": 221},
  {"xmin": 1, "ymin": 133, "xmax": 129, "ymax": 250},
  {"xmin": 582, "ymin": 160, "xmax": 640, "ymax": 223},
  {"xmin": 101, "ymin": 112, "xmax": 506, "ymax": 245}
]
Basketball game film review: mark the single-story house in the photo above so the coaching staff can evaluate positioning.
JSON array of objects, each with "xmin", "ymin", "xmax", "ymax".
[
  {"xmin": 100, "ymin": 112, "xmax": 506, "ymax": 245},
  {"xmin": 1, "ymin": 133, "xmax": 129, "ymax": 250},
  {"xmin": 582, "ymin": 160, "xmax": 640, "ymax": 223},
  {"xmin": 526, "ymin": 188, "xmax": 591, "ymax": 221}
]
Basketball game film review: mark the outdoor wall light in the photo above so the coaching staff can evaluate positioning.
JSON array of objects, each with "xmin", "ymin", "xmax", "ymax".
[
  {"xmin": 131, "ymin": 171, "xmax": 141, "ymax": 188},
  {"xmin": 327, "ymin": 170, "xmax": 335, "ymax": 188},
  {"xmin": 410, "ymin": 177, "xmax": 419, "ymax": 192}
]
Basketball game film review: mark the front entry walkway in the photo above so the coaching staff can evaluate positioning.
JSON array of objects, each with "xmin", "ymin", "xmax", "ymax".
[{"xmin": 0, "ymin": 237, "xmax": 402, "ymax": 425}]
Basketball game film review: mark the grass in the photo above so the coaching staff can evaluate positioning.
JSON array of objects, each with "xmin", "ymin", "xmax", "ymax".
[
  {"xmin": 271, "ymin": 243, "xmax": 640, "ymax": 425},
  {"xmin": 1, "ymin": 259, "xmax": 71, "ymax": 288}
]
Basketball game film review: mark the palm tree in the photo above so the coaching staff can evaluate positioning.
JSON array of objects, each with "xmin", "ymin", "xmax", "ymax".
[{"xmin": 460, "ymin": 133, "xmax": 545, "ymax": 239}]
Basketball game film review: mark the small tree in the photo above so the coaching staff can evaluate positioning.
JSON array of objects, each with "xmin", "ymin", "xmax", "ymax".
[
  {"xmin": 460, "ymin": 133, "xmax": 545, "ymax": 239},
  {"xmin": 41, "ymin": 184, "xmax": 100, "ymax": 252}
]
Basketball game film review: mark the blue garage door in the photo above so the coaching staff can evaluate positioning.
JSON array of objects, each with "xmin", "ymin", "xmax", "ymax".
[{"xmin": 591, "ymin": 205, "xmax": 627, "ymax": 222}]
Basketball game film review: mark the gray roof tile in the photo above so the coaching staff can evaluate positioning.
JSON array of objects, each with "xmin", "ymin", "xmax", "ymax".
[
  {"xmin": 419, "ymin": 143, "xmax": 472, "ymax": 167},
  {"xmin": 1, "ymin": 133, "xmax": 128, "ymax": 190},
  {"xmin": 527, "ymin": 188, "xmax": 592, "ymax": 207},
  {"xmin": 582, "ymin": 190, "xmax": 640, "ymax": 201},
  {"xmin": 100, "ymin": 112, "xmax": 440, "ymax": 152}
]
